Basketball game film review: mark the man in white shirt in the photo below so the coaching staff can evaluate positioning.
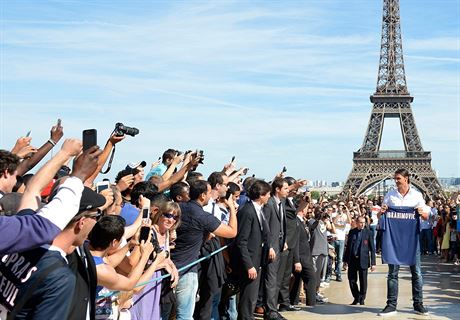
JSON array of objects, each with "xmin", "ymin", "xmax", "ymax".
[
  {"xmin": 332, "ymin": 203, "xmax": 351, "ymax": 282},
  {"xmin": 378, "ymin": 169, "xmax": 430, "ymax": 317}
]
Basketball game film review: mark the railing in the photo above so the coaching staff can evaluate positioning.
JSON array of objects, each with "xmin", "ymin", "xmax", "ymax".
[{"xmin": 354, "ymin": 151, "xmax": 431, "ymax": 159}]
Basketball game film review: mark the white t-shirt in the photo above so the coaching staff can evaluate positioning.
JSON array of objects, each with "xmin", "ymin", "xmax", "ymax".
[{"xmin": 333, "ymin": 213, "xmax": 348, "ymax": 241}]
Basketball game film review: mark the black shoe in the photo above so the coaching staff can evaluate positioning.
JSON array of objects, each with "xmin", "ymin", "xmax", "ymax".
[
  {"xmin": 336, "ymin": 276, "xmax": 342, "ymax": 282},
  {"xmin": 264, "ymin": 311, "xmax": 285, "ymax": 320},
  {"xmin": 378, "ymin": 305, "xmax": 397, "ymax": 316},
  {"xmin": 414, "ymin": 304, "xmax": 429, "ymax": 315},
  {"xmin": 278, "ymin": 305, "xmax": 301, "ymax": 312},
  {"xmin": 359, "ymin": 300, "xmax": 365, "ymax": 305},
  {"xmin": 350, "ymin": 299, "xmax": 359, "ymax": 305}
]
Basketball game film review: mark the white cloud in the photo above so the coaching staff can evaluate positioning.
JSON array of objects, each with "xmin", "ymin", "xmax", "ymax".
[{"xmin": 1, "ymin": 0, "xmax": 459, "ymax": 181}]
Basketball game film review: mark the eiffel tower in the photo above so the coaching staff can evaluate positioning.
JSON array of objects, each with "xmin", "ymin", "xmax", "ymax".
[{"xmin": 343, "ymin": 0, "xmax": 444, "ymax": 199}]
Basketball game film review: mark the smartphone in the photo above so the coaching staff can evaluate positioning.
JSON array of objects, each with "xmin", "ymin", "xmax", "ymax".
[
  {"xmin": 231, "ymin": 156, "xmax": 235, "ymax": 163},
  {"xmin": 243, "ymin": 168, "xmax": 249, "ymax": 175},
  {"xmin": 142, "ymin": 208, "xmax": 149, "ymax": 220},
  {"xmin": 139, "ymin": 226, "xmax": 150, "ymax": 242},
  {"xmin": 226, "ymin": 190, "xmax": 233, "ymax": 200},
  {"xmin": 82, "ymin": 129, "xmax": 97, "ymax": 151},
  {"xmin": 26, "ymin": 131, "xmax": 31, "ymax": 137},
  {"xmin": 282, "ymin": 166, "xmax": 287, "ymax": 173},
  {"xmin": 57, "ymin": 118, "xmax": 62, "ymax": 127},
  {"xmin": 96, "ymin": 181, "xmax": 110, "ymax": 193}
]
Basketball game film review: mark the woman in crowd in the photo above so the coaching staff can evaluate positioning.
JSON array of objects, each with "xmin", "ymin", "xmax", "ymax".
[
  {"xmin": 441, "ymin": 210, "xmax": 451, "ymax": 262},
  {"xmin": 129, "ymin": 201, "xmax": 181, "ymax": 320}
]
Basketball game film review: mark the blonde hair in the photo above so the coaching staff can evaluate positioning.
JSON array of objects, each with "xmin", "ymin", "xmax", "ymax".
[{"xmin": 152, "ymin": 201, "xmax": 181, "ymax": 230}]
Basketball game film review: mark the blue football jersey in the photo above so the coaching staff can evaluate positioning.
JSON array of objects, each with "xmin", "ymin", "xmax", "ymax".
[{"xmin": 379, "ymin": 206, "xmax": 420, "ymax": 266}]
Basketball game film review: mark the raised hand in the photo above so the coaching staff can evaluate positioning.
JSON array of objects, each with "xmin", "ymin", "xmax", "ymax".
[
  {"xmin": 50, "ymin": 120, "xmax": 64, "ymax": 144},
  {"xmin": 117, "ymin": 174, "xmax": 135, "ymax": 192},
  {"xmin": 71, "ymin": 145, "xmax": 102, "ymax": 182},
  {"xmin": 61, "ymin": 138, "xmax": 83, "ymax": 157}
]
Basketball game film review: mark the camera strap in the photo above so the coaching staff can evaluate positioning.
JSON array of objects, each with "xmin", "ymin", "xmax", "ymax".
[{"xmin": 100, "ymin": 145, "xmax": 116, "ymax": 174}]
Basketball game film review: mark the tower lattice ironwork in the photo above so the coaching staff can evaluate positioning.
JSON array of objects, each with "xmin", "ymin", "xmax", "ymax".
[{"xmin": 343, "ymin": 0, "xmax": 444, "ymax": 199}]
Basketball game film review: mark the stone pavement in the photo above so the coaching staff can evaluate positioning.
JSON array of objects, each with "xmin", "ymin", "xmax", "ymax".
[{"xmin": 276, "ymin": 255, "xmax": 460, "ymax": 320}]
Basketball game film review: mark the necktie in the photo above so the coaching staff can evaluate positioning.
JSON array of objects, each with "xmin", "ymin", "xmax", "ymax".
[
  {"xmin": 354, "ymin": 231, "xmax": 362, "ymax": 257},
  {"xmin": 279, "ymin": 202, "xmax": 284, "ymax": 236}
]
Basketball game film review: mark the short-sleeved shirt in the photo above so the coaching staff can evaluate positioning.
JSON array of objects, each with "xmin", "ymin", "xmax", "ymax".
[
  {"xmin": 380, "ymin": 206, "xmax": 419, "ymax": 265},
  {"xmin": 309, "ymin": 219, "xmax": 328, "ymax": 256},
  {"xmin": 120, "ymin": 203, "xmax": 139, "ymax": 226},
  {"xmin": 145, "ymin": 163, "xmax": 167, "ymax": 181},
  {"xmin": 170, "ymin": 201, "xmax": 221, "ymax": 273},
  {"xmin": 0, "ymin": 247, "xmax": 74, "ymax": 319}
]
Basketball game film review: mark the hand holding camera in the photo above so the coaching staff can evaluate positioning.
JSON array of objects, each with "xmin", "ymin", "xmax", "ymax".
[
  {"xmin": 117, "ymin": 174, "xmax": 135, "ymax": 192},
  {"xmin": 114, "ymin": 122, "xmax": 139, "ymax": 137}
]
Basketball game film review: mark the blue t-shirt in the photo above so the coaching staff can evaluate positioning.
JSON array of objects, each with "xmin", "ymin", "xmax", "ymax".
[
  {"xmin": 380, "ymin": 206, "xmax": 420, "ymax": 266},
  {"xmin": 120, "ymin": 203, "xmax": 140, "ymax": 226},
  {"xmin": 171, "ymin": 201, "xmax": 221, "ymax": 273}
]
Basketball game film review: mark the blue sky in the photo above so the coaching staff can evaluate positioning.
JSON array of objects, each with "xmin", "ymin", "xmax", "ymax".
[{"xmin": 1, "ymin": 0, "xmax": 459, "ymax": 182}]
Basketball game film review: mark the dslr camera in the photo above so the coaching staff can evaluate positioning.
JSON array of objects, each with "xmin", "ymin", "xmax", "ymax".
[{"xmin": 114, "ymin": 123, "xmax": 140, "ymax": 137}]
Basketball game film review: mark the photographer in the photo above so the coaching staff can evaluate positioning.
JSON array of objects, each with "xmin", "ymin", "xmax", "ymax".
[
  {"xmin": 145, "ymin": 149, "xmax": 177, "ymax": 181},
  {"xmin": 88, "ymin": 215, "xmax": 167, "ymax": 318},
  {"xmin": 0, "ymin": 140, "xmax": 100, "ymax": 254},
  {"xmin": 309, "ymin": 207, "xmax": 335, "ymax": 304},
  {"xmin": 332, "ymin": 202, "xmax": 352, "ymax": 282}
]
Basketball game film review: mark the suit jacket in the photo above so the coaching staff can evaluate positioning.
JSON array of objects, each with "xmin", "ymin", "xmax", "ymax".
[
  {"xmin": 263, "ymin": 196, "xmax": 287, "ymax": 253},
  {"xmin": 67, "ymin": 243, "xmax": 97, "ymax": 320},
  {"xmin": 295, "ymin": 217, "xmax": 314, "ymax": 266},
  {"xmin": 343, "ymin": 227, "xmax": 376, "ymax": 270},
  {"xmin": 233, "ymin": 202, "xmax": 268, "ymax": 277},
  {"xmin": 284, "ymin": 198, "xmax": 300, "ymax": 252}
]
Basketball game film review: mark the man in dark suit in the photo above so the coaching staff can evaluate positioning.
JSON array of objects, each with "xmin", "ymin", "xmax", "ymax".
[
  {"xmin": 67, "ymin": 244, "xmax": 98, "ymax": 320},
  {"xmin": 233, "ymin": 179, "xmax": 271, "ymax": 320},
  {"xmin": 343, "ymin": 216, "xmax": 376, "ymax": 305},
  {"xmin": 263, "ymin": 177, "xmax": 289, "ymax": 320},
  {"xmin": 290, "ymin": 198, "xmax": 317, "ymax": 308},
  {"xmin": 277, "ymin": 177, "xmax": 302, "ymax": 312}
]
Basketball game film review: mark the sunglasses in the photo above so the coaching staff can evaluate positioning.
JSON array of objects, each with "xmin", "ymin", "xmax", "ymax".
[
  {"xmin": 87, "ymin": 209, "xmax": 103, "ymax": 221},
  {"xmin": 162, "ymin": 212, "xmax": 178, "ymax": 220}
]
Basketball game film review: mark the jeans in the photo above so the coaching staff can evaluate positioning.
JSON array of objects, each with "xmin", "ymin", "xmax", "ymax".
[
  {"xmin": 226, "ymin": 295, "xmax": 237, "ymax": 320},
  {"xmin": 387, "ymin": 245, "xmax": 423, "ymax": 308},
  {"xmin": 175, "ymin": 271, "xmax": 199, "ymax": 320},
  {"xmin": 211, "ymin": 292, "xmax": 221, "ymax": 320},
  {"xmin": 333, "ymin": 240, "xmax": 345, "ymax": 277},
  {"xmin": 420, "ymin": 229, "xmax": 433, "ymax": 253}
]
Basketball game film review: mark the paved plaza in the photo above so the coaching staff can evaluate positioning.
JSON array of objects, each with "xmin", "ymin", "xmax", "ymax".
[{"xmin": 276, "ymin": 255, "xmax": 460, "ymax": 320}]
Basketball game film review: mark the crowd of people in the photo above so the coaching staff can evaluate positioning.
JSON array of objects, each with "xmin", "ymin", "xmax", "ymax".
[{"xmin": 0, "ymin": 121, "xmax": 459, "ymax": 320}]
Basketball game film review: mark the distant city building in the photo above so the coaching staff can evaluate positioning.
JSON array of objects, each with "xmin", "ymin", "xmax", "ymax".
[{"xmin": 439, "ymin": 178, "xmax": 460, "ymax": 187}]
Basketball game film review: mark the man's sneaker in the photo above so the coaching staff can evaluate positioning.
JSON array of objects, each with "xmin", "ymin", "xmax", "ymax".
[
  {"xmin": 316, "ymin": 294, "xmax": 328, "ymax": 304},
  {"xmin": 378, "ymin": 305, "xmax": 397, "ymax": 316},
  {"xmin": 319, "ymin": 281, "xmax": 329, "ymax": 288},
  {"xmin": 414, "ymin": 304, "xmax": 429, "ymax": 315}
]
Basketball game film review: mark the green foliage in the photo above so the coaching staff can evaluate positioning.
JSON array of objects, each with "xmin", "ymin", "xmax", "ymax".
[{"xmin": 310, "ymin": 191, "xmax": 320, "ymax": 200}]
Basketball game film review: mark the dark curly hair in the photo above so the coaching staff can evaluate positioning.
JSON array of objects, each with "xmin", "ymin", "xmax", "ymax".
[{"xmin": 0, "ymin": 150, "xmax": 20, "ymax": 176}]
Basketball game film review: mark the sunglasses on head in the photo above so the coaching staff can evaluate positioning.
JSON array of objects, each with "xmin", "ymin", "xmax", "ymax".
[
  {"xmin": 86, "ymin": 209, "xmax": 103, "ymax": 220},
  {"xmin": 162, "ymin": 212, "xmax": 178, "ymax": 220}
]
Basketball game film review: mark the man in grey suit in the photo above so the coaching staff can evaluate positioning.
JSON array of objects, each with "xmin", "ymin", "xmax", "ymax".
[{"xmin": 263, "ymin": 177, "xmax": 289, "ymax": 320}]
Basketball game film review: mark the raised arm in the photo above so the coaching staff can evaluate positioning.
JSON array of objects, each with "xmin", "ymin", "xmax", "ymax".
[
  {"xmin": 212, "ymin": 195, "xmax": 237, "ymax": 238},
  {"xmin": 17, "ymin": 122, "xmax": 64, "ymax": 176},
  {"xmin": 85, "ymin": 133, "xmax": 125, "ymax": 186}
]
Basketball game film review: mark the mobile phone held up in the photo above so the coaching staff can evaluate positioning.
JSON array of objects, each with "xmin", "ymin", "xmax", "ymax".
[
  {"xmin": 96, "ymin": 181, "xmax": 110, "ymax": 193},
  {"xmin": 139, "ymin": 226, "xmax": 150, "ymax": 242},
  {"xmin": 82, "ymin": 129, "xmax": 97, "ymax": 151}
]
